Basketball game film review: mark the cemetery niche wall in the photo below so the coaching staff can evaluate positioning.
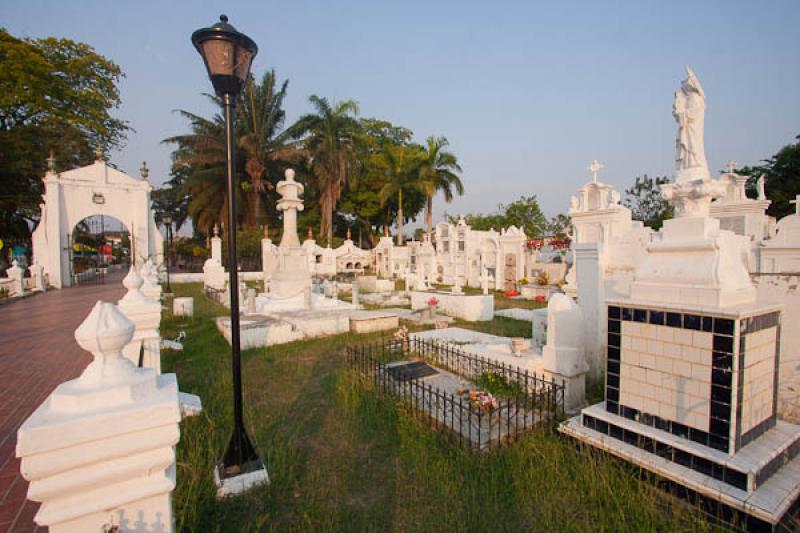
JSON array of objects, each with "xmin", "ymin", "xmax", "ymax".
[{"xmin": 32, "ymin": 156, "xmax": 163, "ymax": 288}]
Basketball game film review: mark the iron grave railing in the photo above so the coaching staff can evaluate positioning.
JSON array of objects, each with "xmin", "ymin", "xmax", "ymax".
[{"xmin": 345, "ymin": 337, "xmax": 565, "ymax": 451}]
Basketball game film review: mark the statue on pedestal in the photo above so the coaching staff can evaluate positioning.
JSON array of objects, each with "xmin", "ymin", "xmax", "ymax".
[{"xmin": 673, "ymin": 66, "xmax": 710, "ymax": 183}]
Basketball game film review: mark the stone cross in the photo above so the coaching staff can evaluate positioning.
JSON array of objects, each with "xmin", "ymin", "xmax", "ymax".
[
  {"xmin": 47, "ymin": 151, "xmax": 56, "ymax": 174},
  {"xmin": 791, "ymin": 195, "xmax": 800, "ymax": 216},
  {"xmin": 726, "ymin": 160, "xmax": 737, "ymax": 174},
  {"xmin": 588, "ymin": 160, "xmax": 604, "ymax": 184}
]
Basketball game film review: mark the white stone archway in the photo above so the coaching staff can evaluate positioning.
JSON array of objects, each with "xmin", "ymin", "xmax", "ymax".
[{"xmin": 32, "ymin": 158, "xmax": 163, "ymax": 288}]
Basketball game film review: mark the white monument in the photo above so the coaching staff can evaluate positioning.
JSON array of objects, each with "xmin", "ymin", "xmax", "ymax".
[
  {"xmin": 31, "ymin": 155, "xmax": 163, "ymax": 288},
  {"xmin": 563, "ymin": 67, "xmax": 800, "ymax": 530},
  {"xmin": 16, "ymin": 302, "xmax": 184, "ymax": 532},
  {"xmin": 270, "ymin": 169, "xmax": 311, "ymax": 298}
]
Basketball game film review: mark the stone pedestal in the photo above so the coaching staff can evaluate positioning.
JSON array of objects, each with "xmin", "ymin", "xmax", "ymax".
[
  {"xmin": 173, "ymin": 297, "xmax": 194, "ymax": 317},
  {"xmin": 117, "ymin": 266, "xmax": 162, "ymax": 372},
  {"xmin": 16, "ymin": 302, "xmax": 184, "ymax": 532},
  {"xmin": 6, "ymin": 259, "xmax": 24, "ymax": 297},
  {"xmin": 29, "ymin": 263, "xmax": 45, "ymax": 291},
  {"xmin": 541, "ymin": 294, "xmax": 588, "ymax": 412},
  {"xmin": 139, "ymin": 259, "xmax": 162, "ymax": 301}
]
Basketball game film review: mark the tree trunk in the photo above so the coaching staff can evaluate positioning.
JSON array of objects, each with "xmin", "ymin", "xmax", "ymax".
[
  {"xmin": 426, "ymin": 194, "xmax": 433, "ymax": 240},
  {"xmin": 397, "ymin": 189, "xmax": 403, "ymax": 246}
]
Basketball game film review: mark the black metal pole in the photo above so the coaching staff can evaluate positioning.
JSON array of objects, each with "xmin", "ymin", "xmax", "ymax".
[{"xmin": 220, "ymin": 92, "xmax": 260, "ymax": 476}]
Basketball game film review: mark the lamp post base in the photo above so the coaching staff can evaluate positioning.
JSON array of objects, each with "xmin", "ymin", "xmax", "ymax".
[{"xmin": 214, "ymin": 426, "xmax": 268, "ymax": 497}]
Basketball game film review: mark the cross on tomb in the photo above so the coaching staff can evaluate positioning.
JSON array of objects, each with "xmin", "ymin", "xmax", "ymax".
[
  {"xmin": 726, "ymin": 160, "xmax": 737, "ymax": 174},
  {"xmin": 588, "ymin": 160, "xmax": 604, "ymax": 184},
  {"xmin": 791, "ymin": 194, "xmax": 800, "ymax": 216}
]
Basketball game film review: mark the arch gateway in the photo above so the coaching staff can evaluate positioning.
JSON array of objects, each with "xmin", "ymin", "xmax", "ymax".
[{"xmin": 32, "ymin": 158, "xmax": 164, "ymax": 288}]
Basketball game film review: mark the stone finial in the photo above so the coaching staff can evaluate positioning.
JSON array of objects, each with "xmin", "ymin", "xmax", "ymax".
[
  {"xmin": 263, "ymin": 225, "xmax": 269, "ymax": 239},
  {"xmin": 74, "ymin": 302, "xmax": 136, "ymax": 385},
  {"xmin": 726, "ymin": 160, "xmax": 737, "ymax": 174},
  {"xmin": 119, "ymin": 265, "xmax": 150, "ymax": 306},
  {"xmin": 347, "ymin": 227, "xmax": 351, "ymax": 240},
  {"xmin": 213, "ymin": 224, "xmax": 219, "ymax": 237},
  {"xmin": 285, "ymin": 168, "xmax": 295, "ymax": 181},
  {"xmin": 140, "ymin": 161, "xmax": 149, "ymax": 179},
  {"xmin": 47, "ymin": 150, "xmax": 56, "ymax": 174},
  {"xmin": 308, "ymin": 227, "xmax": 313, "ymax": 240}
]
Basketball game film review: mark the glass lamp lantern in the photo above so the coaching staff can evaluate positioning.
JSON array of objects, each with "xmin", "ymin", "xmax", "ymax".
[{"xmin": 191, "ymin": 15, "xmax": 258, "ymax": 97}]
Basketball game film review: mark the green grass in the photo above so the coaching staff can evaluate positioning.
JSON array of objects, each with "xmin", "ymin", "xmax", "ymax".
[{"xmin": 162, "ymin": 283, "xmax": 725, "ymax": 532}]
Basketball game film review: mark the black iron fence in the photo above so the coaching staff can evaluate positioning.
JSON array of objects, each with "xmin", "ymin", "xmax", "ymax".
[{"xmin": 345, "ymin": 337, "xmax": 565, "ymax": 451}]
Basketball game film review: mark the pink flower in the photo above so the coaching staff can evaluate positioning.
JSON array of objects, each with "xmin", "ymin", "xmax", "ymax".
[{"xmin": 428, "ymin": 297, "xmax": 439, "ymax": 306}]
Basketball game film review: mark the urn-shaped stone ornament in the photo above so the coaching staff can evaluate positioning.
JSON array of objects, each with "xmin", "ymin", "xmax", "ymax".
[{"xmin": 74, "ymin": 301, "xmax": 137, "ymax": 385}]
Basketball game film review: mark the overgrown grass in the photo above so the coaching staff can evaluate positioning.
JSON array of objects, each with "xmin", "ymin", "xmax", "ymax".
[{"xmin": 162, "ymin": 283, "xmax": 723, "ymax": 532}]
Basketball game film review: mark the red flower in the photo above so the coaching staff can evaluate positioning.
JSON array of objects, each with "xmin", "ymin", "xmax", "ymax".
[{"xmin": 535, "ymin": 295, "xmax": 546, "ymax": 302}]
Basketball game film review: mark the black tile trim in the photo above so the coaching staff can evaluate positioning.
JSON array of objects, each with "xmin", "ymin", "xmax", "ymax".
[
  {"xmin": 753, "ymin": 435, "xmax": 800, "ymax": 490},
  {"xmin": 582, "ymin": 414, "xmax": 748, "ymax": 491},
  {"xmin": 607, "ymin": 306, "xmax": 784, "ymax": 457}
]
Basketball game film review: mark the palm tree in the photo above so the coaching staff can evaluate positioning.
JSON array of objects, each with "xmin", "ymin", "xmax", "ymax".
[
  {"xmin": 163, "ymin": 101, "xmax": 237, "ymax": 232},
  {"xmin": 290, "ymin": 95, "xmax": 362, "ymax": 245},
  {"xmin": 377, "ymin": 143, "xmax": 423, "ymax": 246},
  {"xmin": 417, "ymin": 136, "xmax": 463, "ymax": 239},
  {"xmin": 239, "ymin": 70, "xmax": 304, "ymax": 225}
]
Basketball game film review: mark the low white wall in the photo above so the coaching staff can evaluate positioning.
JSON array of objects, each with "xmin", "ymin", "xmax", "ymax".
[
  {"xmin": 753, "ymin": 274, "xmax": 800, "ymax": 423},
  {"xmin": 410, "ymin": 290, "xmax": 494, "ymax": 321},
  {"xmin": 357, "ymin": 276, "xmax": 394, "ymax": 293},
  {"xmin": 170, "ymin": 271, "xmax": 263, "ymax": 284}
]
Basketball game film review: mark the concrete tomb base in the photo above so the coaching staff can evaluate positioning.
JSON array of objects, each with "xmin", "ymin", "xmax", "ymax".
[
  {"xmin": 214, "ymin": 465, "xmax": 269, "ymax": 498},
  {"xmin": 562, "ymin": 403, "xmax": 800, "ymax": 529},
  {"xmin": 410, "ymin": 290, "xmax": 494, "ymax": 322},
  {"xmin": 216, "ymin": 308, "xmax": 400, "ymax": 348}
]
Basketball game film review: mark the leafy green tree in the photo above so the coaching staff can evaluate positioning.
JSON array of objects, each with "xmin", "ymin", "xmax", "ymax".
[
  {"xmin": 417, "ymin": 136, "xmax": 463, "ymax": 239},
  {"xmin": 623, "ymin": 175, "xmax": 673, "ymax": 230},
  {"xmin": 456, "ymin": 195, "xmax": 548, "ymax": 237},
  {"xmin": 290, "ymin": 96, "xmax": 362, "ymax": 245},
  {"xmin": 738, "ymin": 134, "xmax": 800, "ymax": 219},
  {"xmin": 547, "ymin": 213, "xmax": 572, "ymax": 237},
  {"xmin": 0, "ymin": 28, "xmax": 129, "ymax": 240}
]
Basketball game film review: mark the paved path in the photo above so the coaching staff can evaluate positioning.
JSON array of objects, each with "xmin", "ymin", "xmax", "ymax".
[{"xmin": 0, "ymin": 274, "xmax": 125, "ymax": 533}]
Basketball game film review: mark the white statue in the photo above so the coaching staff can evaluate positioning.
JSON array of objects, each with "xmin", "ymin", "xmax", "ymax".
[
  {"xmin": 673, "ymin": 66, "xmax": 709, "ymax": 183},
  {"xmin": 757, "ymin": 174, "xmax": 767, "ymax": 201}
]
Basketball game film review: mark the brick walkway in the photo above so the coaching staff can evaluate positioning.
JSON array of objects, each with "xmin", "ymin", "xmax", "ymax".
[{"xmin": 0, "ymin": 273, "xmax": 126, "ymax": 533}]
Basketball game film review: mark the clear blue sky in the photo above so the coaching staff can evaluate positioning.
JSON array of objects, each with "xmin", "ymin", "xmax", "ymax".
[{"xmin": 6, "ymin": 0, "xmax": 800, "ymax": 221}]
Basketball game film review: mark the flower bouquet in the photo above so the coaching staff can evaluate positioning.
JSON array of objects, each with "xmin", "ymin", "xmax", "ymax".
[{"xmin": 458, "ymin": 389, "xmax": 499, "ymax": 412}]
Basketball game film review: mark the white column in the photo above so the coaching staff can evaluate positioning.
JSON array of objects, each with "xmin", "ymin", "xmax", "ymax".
[
  {"xmin": 117, "ymin": 266, "xmax": 162, "ymax": 372},
  {"xmin": 16, "ymin": 302, "xmax": 183, "ymax": 532},
  {"xmin": 574, "ymin": 243, "xmax": 605, "ymax": 380}
]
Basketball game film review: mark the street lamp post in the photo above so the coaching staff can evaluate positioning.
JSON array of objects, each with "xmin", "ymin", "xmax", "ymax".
[
  {"xmin": 162, "ymin": 215, "xmax": 173, "ymax": 293},
  {"xmin": 192, "ymin": 15, "xmax": 266, "ymax": 491}
]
